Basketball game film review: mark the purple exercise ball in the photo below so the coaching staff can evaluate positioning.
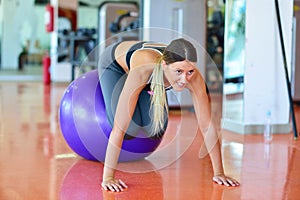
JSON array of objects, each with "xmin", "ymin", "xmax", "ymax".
[{"xmin": 59, "ymin": 70, "xmax": 162, "ymax": 162}]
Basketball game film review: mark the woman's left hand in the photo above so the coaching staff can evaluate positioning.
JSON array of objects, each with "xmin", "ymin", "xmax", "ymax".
[{"xmin": 212, "ymin": 174, "xmax": 240, "ymax": 187}]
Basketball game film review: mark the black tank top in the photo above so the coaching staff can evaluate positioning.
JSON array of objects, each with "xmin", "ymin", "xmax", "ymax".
[
  {"xmin": 125, "ymin": 42, "xmax": 166, "ymax": 69},
  {"xmin": 125, "ymin": 42, "xmax": 171, "ymax": 91}
]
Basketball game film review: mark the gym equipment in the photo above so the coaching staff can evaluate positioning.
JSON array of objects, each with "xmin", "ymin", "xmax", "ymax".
[
  {"xmin": 57, "ymin": 28, "xmax": 97, "ymax": 80},
  {"xmin": 98, "ymin": 1, "xmax": 139, "ymax": 48},
  {"xmin": 59, "ymin": 70, "xmax": 163, "ymax": 162},
  {"xmin": 109, "ymin": 11, "xmax": 139, "ymax": 33}
]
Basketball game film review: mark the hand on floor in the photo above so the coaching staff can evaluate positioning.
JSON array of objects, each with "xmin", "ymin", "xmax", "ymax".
[
  {"xmin": 212, "ymin": 174, "xmax": 240, "ymax": 187},
  {"xmin": 101, "ymin": 178, "xmax": 128, "ymax": 192}
]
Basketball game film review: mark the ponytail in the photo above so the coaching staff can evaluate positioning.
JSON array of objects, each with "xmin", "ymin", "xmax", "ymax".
[
  {"xmin": 149, "ymin": 38, "xmax": 197, "ymax": 136},
  {"xmin": 149, "ymin": 57, "xmax": 168, "ymax": 136}
]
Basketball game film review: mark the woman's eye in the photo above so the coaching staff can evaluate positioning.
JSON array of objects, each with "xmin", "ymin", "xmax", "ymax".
[
  {"xmin": 187, "ymin": 70, "xmax": 194, "ymax": 75},
  {"xmin": 175, "ymin": 70, "xmax": 182, "ymax": 74}
]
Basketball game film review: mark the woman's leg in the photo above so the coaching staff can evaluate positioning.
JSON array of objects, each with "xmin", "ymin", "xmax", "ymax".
[
  {"xmin": 136, "ymin": 90, "xmax": 168, "ymax": 138},
  {"xmin": 98, "ymin": 44, "xmax": 168, "ymax": 139},
  {"xmin": 98, "ymin": 45, "xmax": 143, "ymax": 138}
]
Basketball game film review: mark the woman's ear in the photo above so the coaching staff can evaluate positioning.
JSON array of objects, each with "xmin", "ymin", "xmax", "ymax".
[{"xmin": 161, "ymin": 60, "xmax": 167, "ymax": 69}]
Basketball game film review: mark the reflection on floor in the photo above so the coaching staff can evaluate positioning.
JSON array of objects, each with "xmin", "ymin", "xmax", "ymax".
[
  {"xmin": 0, "ymin": 65, "xmax": 42, "ymax": 81},
  {"xmin": 0, "ymin": 81, "xmax": 300, "ymax": 199}
]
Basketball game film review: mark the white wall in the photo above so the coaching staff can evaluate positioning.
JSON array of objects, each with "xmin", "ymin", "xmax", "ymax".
[
  {"xmin": 0, "ymin": 1, "xmax": 51, "ymax": 69},
  {"xmin": 222, "ymin": 0, "xmax": 293, "ymax": 134},
  {"xmin": 0, "ymin": 0, "xmax": 21, "ymax": 69},
  {"xmin": 244, "ymin": 0, "xmax": 293, "ymax": 125},
  {"xmin": 77, "ymin": 6, "xmax": 98, "ymax": 29}
]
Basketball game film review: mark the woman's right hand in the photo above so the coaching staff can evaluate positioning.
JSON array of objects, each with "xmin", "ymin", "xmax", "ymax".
[{"xmin": 101, "ymin": 177, "xmax": 128, "ymax": 192}]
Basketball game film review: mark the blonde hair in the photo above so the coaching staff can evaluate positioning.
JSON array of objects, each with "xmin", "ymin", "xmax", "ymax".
[
  {"xmin": 149, "ymin": 38, "xmax": 197, "ymax": 136},
  {"xmin": 150, "ymin": 57, "xmax": 168, "ymax": 136}
]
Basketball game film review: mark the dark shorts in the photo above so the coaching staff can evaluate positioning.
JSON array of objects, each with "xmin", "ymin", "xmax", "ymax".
[{"xmin": 98, "ymin": 43, "xmax": 168, "ymax": 139}]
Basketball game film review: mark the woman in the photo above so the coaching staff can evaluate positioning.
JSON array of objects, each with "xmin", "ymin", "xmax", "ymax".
[{"xmin": 99, "ymin": 38, "xmax": 240, "ymax": 192}]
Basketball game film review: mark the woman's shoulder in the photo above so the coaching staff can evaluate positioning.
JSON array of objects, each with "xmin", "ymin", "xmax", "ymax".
[
  {"xmin": 128, "ymin": 48, "xmax": 160, "ymax": 82},
  {"xmin": 130, "ymin": 47, "xmax": 162, "ymax": 66}
]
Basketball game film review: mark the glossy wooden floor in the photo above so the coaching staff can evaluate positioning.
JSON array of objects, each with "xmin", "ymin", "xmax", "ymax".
[{"xmin": 1, "ymin": 81, "xmax": 300, "ymax": 200}]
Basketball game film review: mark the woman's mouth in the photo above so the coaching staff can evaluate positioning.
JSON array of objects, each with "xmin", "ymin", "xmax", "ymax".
[{"xmin": 176, "ymin": 82, "xmax": 185, "ymax": 88}]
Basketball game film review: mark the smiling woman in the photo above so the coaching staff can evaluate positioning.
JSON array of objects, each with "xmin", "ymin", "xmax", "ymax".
[
  {"xmin": 162, "ymin": 60, "xmax": 196, "ymax": 91},
  {"xmin": 98, "ymin": 38, "xmax": 240, "ymax": 192}
]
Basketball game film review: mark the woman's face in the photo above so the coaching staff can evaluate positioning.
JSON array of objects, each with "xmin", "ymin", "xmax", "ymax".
[{"xmin": 162, "ymin": 60, "xmax": 196, "ymax": 91}]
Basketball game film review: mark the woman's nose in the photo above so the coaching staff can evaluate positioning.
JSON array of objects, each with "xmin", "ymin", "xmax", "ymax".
[{"xmin": 180, "ymin": 74, "xmax": 187, "ymax": 83}]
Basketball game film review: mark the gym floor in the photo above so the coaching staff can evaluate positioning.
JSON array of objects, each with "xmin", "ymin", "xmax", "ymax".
[{"xmin": 1, "ymin": 81, "xmax": 300, "ymax": 200}]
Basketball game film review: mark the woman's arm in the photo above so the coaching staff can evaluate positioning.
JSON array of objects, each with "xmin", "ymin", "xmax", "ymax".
[
  {"xmin": 101, "ymin": 68, "xmax": 148, "ymax": 191},
  {"xmin": 102, "ymin": 50, "xmax": 159, "ymax": 192},
  {"xmin": 187, "ymin": 69, "xmax": 239, "ymax": 187}
]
